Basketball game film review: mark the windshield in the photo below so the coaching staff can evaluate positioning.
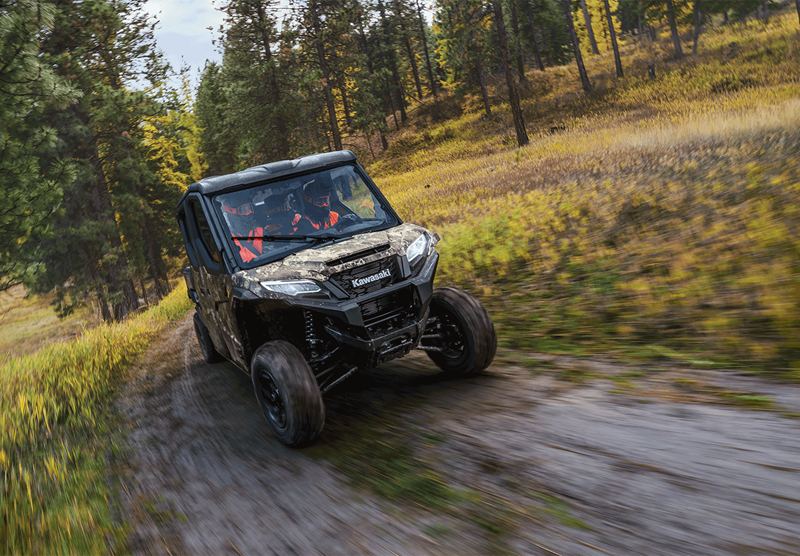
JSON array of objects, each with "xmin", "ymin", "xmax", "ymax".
[{"xmin": 213, "ymin": 164, "xmax": 398, "ymax": 266}]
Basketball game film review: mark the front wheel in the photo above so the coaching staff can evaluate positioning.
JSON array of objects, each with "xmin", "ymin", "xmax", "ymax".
[
  {"xmin": 421, "ymin": 287, "xmax": 497, "ymax": 376},
  {"xmin": 251, "ymin": 341, "xmax": 325, "ymax": 448}
]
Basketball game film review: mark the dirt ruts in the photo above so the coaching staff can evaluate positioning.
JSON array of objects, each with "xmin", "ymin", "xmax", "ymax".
[{"xmin": 116, "ymin": 313, "xmax": 800, "ymax": 555}]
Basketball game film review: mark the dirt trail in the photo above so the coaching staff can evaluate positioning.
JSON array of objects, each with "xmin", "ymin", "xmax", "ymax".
[{"xmin": 118, "ymin": 313, "xmax": 800, "ymax": 555}]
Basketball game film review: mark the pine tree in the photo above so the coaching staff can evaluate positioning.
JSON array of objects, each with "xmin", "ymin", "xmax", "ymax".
[
  {"xmin": 602, "ymin": 0, "xmax": 623, "ymax": 77},
  {"xmin": 578, "ymin": 0, "xmax": 600, "ymax": 54},
  {"xmin": 562, "ymin": 0, "xmax": 592, "ymax": 93},
  {"xmin": 196, "ymin": 63, "xmax": 240, "ymax": 174},
  {"xmin": 214, "ymin": 0, "xmax": 300, "ymax": 162},
  {"xmin": 0, "ymin": 0, "xmax": 76, "ymax": 291},
  {"xmin": 33, "ymin": 0, "xmax": 171, "ymax": 320},
  {"xmin": 415, "ymin": 0, "xmax": 439, "ymax": 97},
  {"xmin": 493, "ymin": 0, "xmax": 529, "ymax": 147},
  {"xmin": 434, "ymin": 0, "xmax": 495, "ymax": 116}
]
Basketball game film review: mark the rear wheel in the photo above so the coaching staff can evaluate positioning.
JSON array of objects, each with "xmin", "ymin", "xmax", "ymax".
[
  {"xmin": 193, "ymin": 311, "xmax": 222, "ymax": 363},
  {"xmin": 251, "ymin": 341, "xmax": 325, "ymax": 448},
  {"xmin": 421, "ymin": 287, "xmax": 497, "ymax": 376}
]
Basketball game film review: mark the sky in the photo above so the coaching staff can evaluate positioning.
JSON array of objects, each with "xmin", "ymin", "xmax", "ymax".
[{"xmin": 143, "ymin": 0, "xmax": 226, "ymax": 89}]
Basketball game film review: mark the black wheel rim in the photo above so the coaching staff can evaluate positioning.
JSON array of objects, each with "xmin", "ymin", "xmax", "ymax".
[
  {"xmin": 258, "ymin": 370, "xmax": 287, "ymax": 429},
  {"xmin": 425, "ymin": 310, "xmax": 466, "ymax": 362}
]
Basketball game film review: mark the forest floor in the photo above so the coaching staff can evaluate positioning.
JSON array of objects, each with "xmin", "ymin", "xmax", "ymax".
[{"xmin": 115, "ymin": 312, "xmax": 800, "ymax": 555}]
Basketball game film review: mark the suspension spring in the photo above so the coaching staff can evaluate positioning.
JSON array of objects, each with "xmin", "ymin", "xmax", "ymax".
[{"xmin": 304, "ymin": 310, "xmax": 323, "ymax": 356}]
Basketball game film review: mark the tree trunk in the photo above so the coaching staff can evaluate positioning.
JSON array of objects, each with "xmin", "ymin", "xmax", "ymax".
[
  {"xmin": 392, "ymin": 72, "xmax": 406, "ymax": 123},
  {"xmin": 311, "ymin": 0, "xmax": 342, "ymax": 150},
  {"xmin": 477, "ymin": 62, "xmax": 492, "ymax": 117},
  {"xmin": 415, "ymin": 0, "xmax": 438, "ymax": 97},
  {"xmin": 85, "ymin": 151, "xmax": 139, "ymax": 320},
  {"xmin": 340, "ymin": 83, "xmax": 353, "ymax": 129},
  {"xmin": 255, "ymin": 4, "xmax": 289, "ymax": 159},
  {"xmin": 389, "ymin": 90, "xmax": 400, "ymax": 130},
  {"xmin": 637, "ymin": 13, "xmax": 643, "ymax": 38},
  {"xmin": 357, "ymin": 27, "xmax": 390, "ymax": 149},
  {"xmin": 603, "ymin": 0, "xmax": 623, "ymax": 77},
  {"xmin": 796, "ymin": 0, "xmax": 800, "ymax": 26},
  {"xmin": 541, "ymin": 24, "xmax": 554, "ymax": 66},
  {"xmin": 563, "ymin": 0, "xmax": 592, "ymax": 93},
  {"xmin": 140, "ymin": 278, "xmax": 149, "ymax": 306},
  {"xmin": 666, "ymin": 0, "xmax": 683, "ymax": 58},
  {"xmin": 580, "ymin": 0, "xmax": 600, "ymax": 54},
  {"xmin": 366, "ymin": 132, "xmax": 375, "ymax": 158},
  {"xmin": 692, "ymin": 0, "xmax": 702, "ymax": 54},
  {"xmin": 510, "ymin": 0, "xmax": 527, "ymax": 83},
  {"xmin": 405, "ymin": 37, "xmax": 424, "ymax": 100},
  {"xmin": 96, "ymin": 285, "xmax": 112, "ymax": 322},
  {"xmin": 379, "ymin": 0, "xmax": 406, "ymax": 123},
  {"xmin": 761, "ymin": 0, "xmax": 768, "ymax": 19},
  {"xmin": 145, "ymin": 226, "xmax": 167, "ymax": 300},
  {"xmin": 493, "ymin": 0, "xmax": 529, "ymax": 147},
  {"xmin": 523, "ymin": 0, "xmax": 545, "ymax": 71}
]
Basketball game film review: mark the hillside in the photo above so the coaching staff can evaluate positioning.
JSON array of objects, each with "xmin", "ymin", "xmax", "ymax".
[{"xmin": 365, "ymin": 10, "xmax": 800, "ymax": 374}]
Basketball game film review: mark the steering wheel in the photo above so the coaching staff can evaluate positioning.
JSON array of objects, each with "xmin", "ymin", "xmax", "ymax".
[{"xmin": 334, "ymin": 213, "xmax": 360, "ymax": 231}]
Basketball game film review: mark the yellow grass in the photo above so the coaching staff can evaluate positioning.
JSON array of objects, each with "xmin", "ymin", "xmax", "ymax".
[
  {"xmin": 370, "ymin": 10, "xmax": 800, "ymax": 371},
  {"xmin": 0, "ymin": 284, "xmax": 193, "ymax": 553},
  {"xmin": 0, "ymin": 286, "xmax": 97, "ymax": 364}
]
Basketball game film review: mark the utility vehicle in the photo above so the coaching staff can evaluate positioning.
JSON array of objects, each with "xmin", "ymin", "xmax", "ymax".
[{"xmin": 176, "ymin": 150, "xmax": 496, "ymax": 447}]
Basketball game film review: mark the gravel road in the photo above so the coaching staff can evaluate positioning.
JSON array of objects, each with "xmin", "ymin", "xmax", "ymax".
[{"xmin": 116, "ymin": 314, "xmax": 800, "ymax": 555}]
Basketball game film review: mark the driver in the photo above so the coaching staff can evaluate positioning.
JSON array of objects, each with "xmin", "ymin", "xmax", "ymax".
[
  {"xmin": 298, "ymin": 180, "xmax": 339, "ymax": 232},
  {"xmin": 223, "ymin": 199, "xmax": 265, "ymax": 263}
]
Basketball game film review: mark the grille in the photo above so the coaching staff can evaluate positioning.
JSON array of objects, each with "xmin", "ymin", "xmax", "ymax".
[
  {"xmin": 361, "ymin": 289, "xmax": 412, "ymax": 334},
  {"xmin": 331, "ymin": 256, "xmax": 399, "ymax": 298}
]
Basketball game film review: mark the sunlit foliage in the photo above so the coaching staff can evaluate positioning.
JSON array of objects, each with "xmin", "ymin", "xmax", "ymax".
[{"xmin": 374, "ymin": 10, "xmax": 800, "ymax": 373}]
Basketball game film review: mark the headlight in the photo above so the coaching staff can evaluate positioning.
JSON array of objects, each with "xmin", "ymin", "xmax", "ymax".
[
  {"xmin": 406, "ymin": 233, "xmax": 430, "ymax": 266},
  {"xmin": 260, "ymin": 279, "xmax": 321, "ymax": 296}
]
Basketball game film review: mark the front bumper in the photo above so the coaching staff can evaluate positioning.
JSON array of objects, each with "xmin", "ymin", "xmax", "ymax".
[
  {"xmin": 324, "ymin": 307, "xmax": 430, "ymax": 367},
  {"xmin": 293, "ymin": 251, "xmax": 438, "ymax": 367}
]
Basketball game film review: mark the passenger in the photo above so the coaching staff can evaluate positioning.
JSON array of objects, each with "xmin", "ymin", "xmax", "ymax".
[
  {"xmin": 223, "ymin": 200, "xmax": 265, "ymax": 263},
  {"xmin": 298, "ymin": 180, "xmax": 339, "ymax": 232},
  {"xmin": 262, "ymin": 193, "xmax": 301, "ymax": 236}
]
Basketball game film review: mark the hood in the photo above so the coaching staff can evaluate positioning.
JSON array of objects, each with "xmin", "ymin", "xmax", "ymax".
[{"xmin": 234, "ymin": 223, "xmax": 435, "ymax": 286}]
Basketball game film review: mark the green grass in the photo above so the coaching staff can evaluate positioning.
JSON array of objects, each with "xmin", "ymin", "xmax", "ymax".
[
  {"xmin": 0, "ymin": 284, "xmax": 193, "ymax": 554},
  {"xmin": 537, "ymin": 494, "xmax": 593, "ymax": 530},
  {"xmin": 717, "ymin": 393, "xmax": 774, "ymax": 408},
  {"xmin": 311, "ymin": 426, "xmax": 459, "ymax": 511}
]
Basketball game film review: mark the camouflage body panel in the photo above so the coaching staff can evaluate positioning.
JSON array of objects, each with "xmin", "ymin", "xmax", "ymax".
[
  {"xmin": 232, "ymin": 223, "xmax": 436, "ymax": 289},
  {"xmin": 193, "ymin": 222, "xmax": 439, "ymax": 373}
]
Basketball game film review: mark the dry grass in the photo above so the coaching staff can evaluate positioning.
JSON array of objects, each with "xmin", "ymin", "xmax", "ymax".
[
  {"xmin": 368, "ymin": 9, "xmax": 800, "ymax": 374},
  {"xmin": 0, "ymin": 285, "xmax": 97, "ymax": 364}
]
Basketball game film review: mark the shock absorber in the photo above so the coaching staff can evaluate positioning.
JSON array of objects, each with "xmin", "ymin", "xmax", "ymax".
[{"xmin": 304, "ymin": 310, "xmax": 323, "ymax": 357}]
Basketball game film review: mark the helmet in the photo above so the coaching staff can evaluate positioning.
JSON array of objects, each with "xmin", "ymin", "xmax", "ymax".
[
  {"xmin": 221, "ymin": 197, "xmax": 257, "ymax": 235},
  {"xmin": 302, "ymin": 180, "xmax": 334, "ymax": 221}
]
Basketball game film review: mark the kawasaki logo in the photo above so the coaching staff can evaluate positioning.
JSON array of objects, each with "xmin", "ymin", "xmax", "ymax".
[{"xmin": 352, "ymin": 268, "xmax": 391, "ymax": 288}]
